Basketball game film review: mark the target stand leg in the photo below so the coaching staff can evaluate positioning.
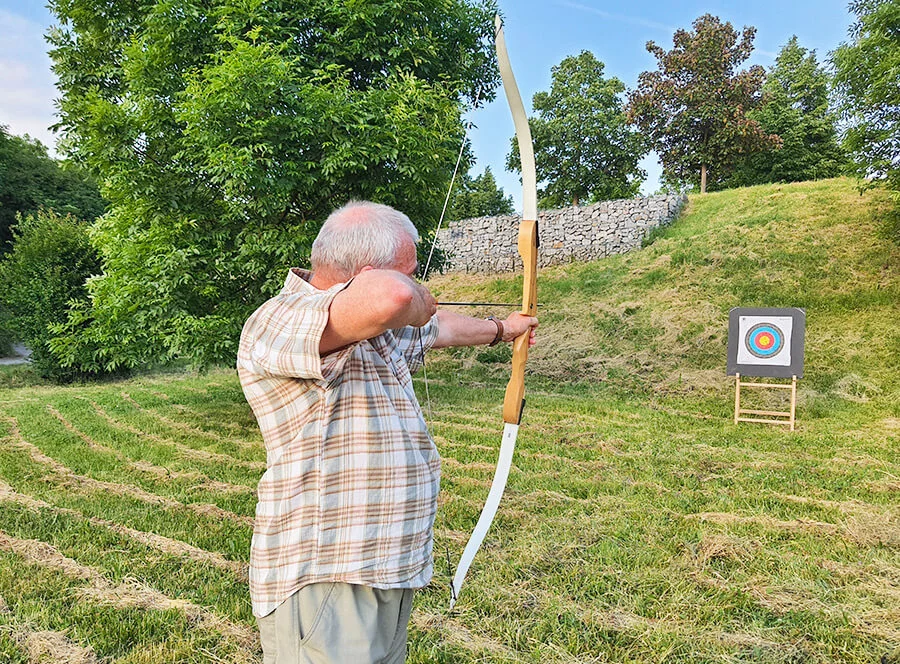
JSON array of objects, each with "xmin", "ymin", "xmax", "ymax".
[
  {"xmin": 734, "ymin": 373, "xmax": 741, "ymax": 425},
  {"xmin": 790, "ymin": 375, "xmax": 797, "ymax": 432}
]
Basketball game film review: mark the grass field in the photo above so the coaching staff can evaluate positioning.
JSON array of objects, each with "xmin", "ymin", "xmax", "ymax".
[{"xmin": 0, "ymin": 178, "xmax": 898, "ymax": 663}]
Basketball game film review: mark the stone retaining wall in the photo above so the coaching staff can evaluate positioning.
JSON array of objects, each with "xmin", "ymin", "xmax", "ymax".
[{"xmin": 435, "ymin": 194, "xmax": 687, "ymax": 273}]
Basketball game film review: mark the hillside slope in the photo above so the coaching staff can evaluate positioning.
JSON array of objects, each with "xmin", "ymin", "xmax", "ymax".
[{"xmin": 428, "ymin": 178, "xmax": 899, "ymax": 406}]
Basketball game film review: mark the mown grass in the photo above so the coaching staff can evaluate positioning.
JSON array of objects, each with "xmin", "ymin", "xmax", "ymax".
[{"xmin": 0, "ymin": 178, "xmax": 898, "ymax": 662}]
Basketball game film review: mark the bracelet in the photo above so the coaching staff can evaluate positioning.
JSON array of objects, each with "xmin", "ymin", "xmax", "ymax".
[{"xmin": 486, "ymin": 316, "xmax": 504, "ymax": 346}]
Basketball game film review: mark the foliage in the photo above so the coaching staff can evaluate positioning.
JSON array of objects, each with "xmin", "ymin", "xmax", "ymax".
[
  {"xmin": 507, "ymin": 51, "xmax": 646, "ymax": 207},
  {"xmin": 447, "ymin": 166, "xmax": 514, "ymax": 220},
  {"xmin": 627, "ymin": 14, "xmax": 779, "ymax": 193},
  {"xmin": 727, "ymin": 37, "xmax": 848, "ymax": 188},
  {"xmin": 833, "ymin": 0, "xmax": 900, "ymax": 201},
  {"xmin": 0, "ymin": 125, "xmax": 105, "ymax": 252},
  {"xmin": 429, "ymin": 178, "xmax": 898, "ymax": 395},
  {"xmin": 0, "ymin": 210, "xmax": 102, "ymax": 380},
  {"xmin": 1, "ymin": 177, "xmax": 898, "ymax": 660},
  {"xmin": 0, "ymin": 309, "xmax": 12, "ymax": 357},
  {"xmin": 47, "ymin": 0, "xmax": 499, "ymax": 371}
]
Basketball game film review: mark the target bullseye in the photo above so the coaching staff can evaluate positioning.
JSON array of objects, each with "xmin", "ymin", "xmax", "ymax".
[{"xmin": 745, "ymin": 323, "xmax": 784, "ymax": 359}]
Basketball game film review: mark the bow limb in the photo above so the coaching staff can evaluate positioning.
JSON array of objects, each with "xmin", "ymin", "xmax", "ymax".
[{"xmin": 449, "ymin": 14, "xmax": 538, "ymax": 610}]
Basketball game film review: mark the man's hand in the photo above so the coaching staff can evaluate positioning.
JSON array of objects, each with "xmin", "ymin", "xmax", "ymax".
[
  {"xmin": 502, "ymin": 313, "xmax": 538, "ymax": 346},
  {"xmin": 321, "ymin": 270, "xmax": 436, "ymax": 354},
  {"xmin": 407, "ymin": 280, "xmax": 438, "ymax": 327}
]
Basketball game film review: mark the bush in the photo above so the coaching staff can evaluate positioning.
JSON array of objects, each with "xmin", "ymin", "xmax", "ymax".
[
  {"xmin": 0, "ymin": 209, "xmax": 102, "ymax": 380},
  {"xmin": 0, "ymin": 307, "xmax": 13, "ymax": 356}
]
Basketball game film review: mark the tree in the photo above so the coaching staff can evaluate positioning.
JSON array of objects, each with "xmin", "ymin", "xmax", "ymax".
[
  {"xmin": 627, "ymin": 14, "xmax": 779, "ymax": 193},
  {"xmin": 833, "ymin": 0, "xmax": 900, "ymax": 198},
  {"xmin": 507, "ymin": 51, "xmax": 646, "ymax": 207},
  {"xmin": 47, "ymin": 0, "xmax": 499, "ymax": 371},
  {"xmin": 0, "ymin": 209, "xmax": 101, "ymax": 379},
  {"xmin": 0, "ymin": 125, "xmax": 105, "ymax": 251},
  {"xmin": 728, "ymin": 37, "xmax": 847, "ymax": 187},
  {"xmin": 448, "ymin": 166, "xmax": 514, "ymax": 220}
]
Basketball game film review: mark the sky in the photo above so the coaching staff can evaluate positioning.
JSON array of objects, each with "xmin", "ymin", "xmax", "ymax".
[{"xmin": 1, "ymin": 0, "xmax": 854, "ymax": 209}]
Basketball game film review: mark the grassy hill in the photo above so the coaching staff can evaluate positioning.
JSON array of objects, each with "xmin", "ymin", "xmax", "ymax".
[
  {"xmin": 428, "ymin": 177, "xmax": 899, "ymax": 403},
  {"xmin": 0, "ymin": 178, "xmax": 897, "ymax": 663}
]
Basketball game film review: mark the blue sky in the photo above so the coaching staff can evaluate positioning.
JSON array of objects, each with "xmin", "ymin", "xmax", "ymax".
[{"xmin": 1, "ymin": 0, "xmax": 853, "ymax": 207}]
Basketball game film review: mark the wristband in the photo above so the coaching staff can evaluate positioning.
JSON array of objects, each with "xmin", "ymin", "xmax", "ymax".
[{"xmin": 486, "ymin": 316, "xmax": 504, "ymax": 346}]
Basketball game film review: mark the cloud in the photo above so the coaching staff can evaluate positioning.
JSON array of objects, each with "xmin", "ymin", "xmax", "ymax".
[
  {"xmin": 0, "ymin": 9, "xmax": 60, "ymax": 154},
  {"xmin": 555, "ymin": 1, "xmax": 677, "ymax": 33}
]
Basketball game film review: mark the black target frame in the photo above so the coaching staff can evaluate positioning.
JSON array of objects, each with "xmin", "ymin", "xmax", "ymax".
[{"xmin": 727, "ymin": 307, "xmax": 806, "ymax": 379}]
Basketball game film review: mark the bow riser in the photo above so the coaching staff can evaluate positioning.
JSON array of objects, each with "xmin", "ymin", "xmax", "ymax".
[{"xmin": 503, "ymin": 218, "xmax": 538, "ymax": 424}]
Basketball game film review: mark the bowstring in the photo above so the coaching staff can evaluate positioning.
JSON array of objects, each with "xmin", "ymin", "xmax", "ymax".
[{"xmin": 418, "ymin": 85, "xmax": 483, "ymax": 421}]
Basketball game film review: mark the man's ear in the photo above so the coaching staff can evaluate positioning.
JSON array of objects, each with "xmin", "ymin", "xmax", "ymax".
[{"xmin": 358, "ymin": 265, "xmax": 375, "ymax": 273}]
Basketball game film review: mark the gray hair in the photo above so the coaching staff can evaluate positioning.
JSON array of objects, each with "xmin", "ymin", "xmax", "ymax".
[{"xmin": 311, "ymin": 201, "xmax": 419, "ymax": 277}]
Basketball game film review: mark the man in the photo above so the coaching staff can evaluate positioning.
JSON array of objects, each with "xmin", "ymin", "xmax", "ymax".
[{"xmin": 237, "ymin": 200, "xmax": 538, "ymax": 663}]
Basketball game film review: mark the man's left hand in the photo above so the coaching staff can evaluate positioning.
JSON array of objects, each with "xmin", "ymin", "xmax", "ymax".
[{"xmin": 502, "ymin": 313, "xmax": 538, "ymax": 346}]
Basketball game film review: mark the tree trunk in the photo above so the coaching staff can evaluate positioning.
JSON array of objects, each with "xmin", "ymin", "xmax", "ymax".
[
  {"xmin": 700, "ymin": 164, "xmax": 707, "ymax": 194},
  {"xmin": 572, "ymin": 194, "xmax": 580, "ymax": 207}
]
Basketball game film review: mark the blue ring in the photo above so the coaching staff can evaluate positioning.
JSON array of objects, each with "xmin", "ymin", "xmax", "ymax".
[{"xmin": 745, "ymin": 323, "xmax": 784, "ymax": 359}]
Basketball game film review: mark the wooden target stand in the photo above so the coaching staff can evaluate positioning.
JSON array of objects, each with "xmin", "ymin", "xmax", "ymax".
[
  {"xmin": 727, "ymin": 308, "xmax": 805, "ymax": 433},
  {"xmin": 733, "ymin": 373, "xmax": 798, "ymax": 431}
]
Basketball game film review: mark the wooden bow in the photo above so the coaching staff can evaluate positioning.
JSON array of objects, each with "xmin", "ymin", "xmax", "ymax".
[{"xmin": 449, "ymin": 14, "xmax": 538, "ymax": 609}]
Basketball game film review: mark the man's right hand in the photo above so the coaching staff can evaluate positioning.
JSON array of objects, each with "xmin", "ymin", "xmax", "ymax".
[
  {"xmin": 407, "ymin": 280, "xmax": 438, "ymax": 327},
  {"xmin": 321, "ymin": 270, "xmax": 436, "ymax": 354}
]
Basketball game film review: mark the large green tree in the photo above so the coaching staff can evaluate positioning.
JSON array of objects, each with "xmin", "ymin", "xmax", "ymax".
[
  {"xmin": 0, "ymin": 125, "xmax": 105, "ymax": 252},
  {"xmin": 47, "ymin": 0, "xmax": 499, "ymax": 371},
  {"xmin": 627, "ymin": 14, "xmax": 779, "ymax": 193},
  {"xmin": 833, "ymin": 0, "xmax": 900, "ymax": 199},
  {"xmin": 507, "ymin": 51, "xmax": 646, "ymax": 207},
  {"xmin": 728, "ymin": 37, "xmax": 847, "ymax": 188},
  {"xmin": 448, "ymin": 166, "xmax": 514, "ymax": 220}
]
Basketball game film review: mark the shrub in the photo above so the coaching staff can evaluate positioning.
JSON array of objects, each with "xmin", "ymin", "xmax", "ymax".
[{"xmin": 0, "ymin": 209, "xmax": 102, "ymax": 380}]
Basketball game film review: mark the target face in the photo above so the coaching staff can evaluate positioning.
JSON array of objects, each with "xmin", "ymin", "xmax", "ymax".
[
  {"xmin": 745, "ymin": 323, "xmax": 785, "ymax": 359},
  {"xmin": 736, "ymin": 315, "xmax": 792, "ymax": 366},
  {"xmin": 728, "ymin": 308, "xmax": 805, "ymax": 378}
]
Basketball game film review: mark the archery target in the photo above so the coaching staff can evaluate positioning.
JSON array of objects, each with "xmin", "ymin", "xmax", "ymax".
[{"xmin": 736, "ymin": 316, "xmax": 792, "ymax": 367}]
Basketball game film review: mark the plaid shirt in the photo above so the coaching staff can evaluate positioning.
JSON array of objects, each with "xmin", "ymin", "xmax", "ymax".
[{"xmin": 237, "ymin": 268, "xmax": 441, "ymax": 618}]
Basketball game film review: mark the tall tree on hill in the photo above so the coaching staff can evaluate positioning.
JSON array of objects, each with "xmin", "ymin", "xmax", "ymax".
[
  {"xmin": 728, "ymin": 37, "xmax": 848, "ymax": 188},
  {"xmin": 507, "ymin": 51, "xmax": 646, "ymax": 207},
  {"xmin": 0, "ymin": 125, "xmax": 105, "ymax": 252},
  {"xmin": 448, "ymin": 166, "xmax": 514, "ymax": 220},
  {"xmin": 627, "ymin": 14, "xmax": 779, "ymax": 193},
  {"xmin": 46, "ymin": 0, "xmax": 499, "ymax": 371},
  {"xmin": 833, "ymin": 0, "xmax": 900, "ymax": 201}
]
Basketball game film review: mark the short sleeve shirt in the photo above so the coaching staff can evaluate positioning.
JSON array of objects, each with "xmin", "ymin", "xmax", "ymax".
[{"xmin": 237, "ymin": 268, "xmax": 441, "ymax": 618}]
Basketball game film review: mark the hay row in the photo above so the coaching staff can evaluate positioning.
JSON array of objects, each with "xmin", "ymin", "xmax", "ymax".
[
  {"xmin": 0, "ymin": 480, "xmax": 249, "ymax": 580},
  {"xmin": 0, "ymin": 531, "xmax": 257, "ymax": 650},
  {"xmin": 49, "ymin": 405, "xmax": 253, "ymax": 496},
  {"xmin": 0, "ymin": 415, "xmax": 253, "ymax": 527}
]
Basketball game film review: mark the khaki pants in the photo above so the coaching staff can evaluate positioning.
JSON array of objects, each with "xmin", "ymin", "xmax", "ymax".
[{"xmin": 258, "ymin": 583, "xmax": 414, "ymax": 664}]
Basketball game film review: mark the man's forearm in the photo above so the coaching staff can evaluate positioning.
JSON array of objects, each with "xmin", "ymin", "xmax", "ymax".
[{"xmin": 432, "ymin": 311, "xmax": 502, "ymax": 348}]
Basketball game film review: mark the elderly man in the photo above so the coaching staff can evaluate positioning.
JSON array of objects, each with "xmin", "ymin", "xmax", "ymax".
[{"xmin": 237, "ymin": 200, "xmax": 537, "ymax": 664}]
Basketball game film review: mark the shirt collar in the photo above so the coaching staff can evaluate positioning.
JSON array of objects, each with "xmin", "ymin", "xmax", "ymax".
[
  {"xmin": 282, "ymin": 268, "xmax": 351, "ymax": 296},
  {"xmin": 282, "ymin": 268, "xmax": 314, "ymax": 294}
]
